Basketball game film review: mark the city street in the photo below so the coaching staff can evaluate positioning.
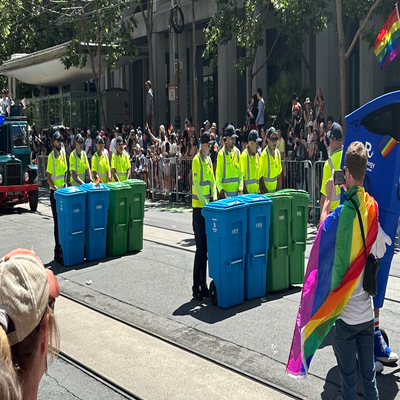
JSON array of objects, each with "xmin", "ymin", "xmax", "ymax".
[{"xmin": 1, "ymin": 191, "xmax": 400, "ymax": 399}]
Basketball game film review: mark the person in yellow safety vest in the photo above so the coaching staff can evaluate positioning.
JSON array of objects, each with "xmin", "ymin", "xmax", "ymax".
[
  {"xmin": 46, "ymin": 131, "xmax": 68, "ymax": 263},
  {"xmin": 320, "ymin": 122, "xmax": 343, "ymax": 221},
  {"xmin": 259, "ymin": 127, "xmax": 283, "ymax": 193},
  {"xmin": 191, "ymin": 131, "xmax": 218, "ymax": 301},
  {"xmin": 216, "ymin": 125, "xmax": 243, "ymax": 198},
  {"xmin": 69, "ymin": 133, "xmax": 92, "ymax": 186},
  {"xmin": 111, "ymin": 136, "xmax": 131, "ymax": 182},
  {"xmin": 91, "ymin": 135, "xmax": 111, "ymax": 183},
  {"xmin": 240, "ymin": 129, "xmax": 262, "ymax": 194}
]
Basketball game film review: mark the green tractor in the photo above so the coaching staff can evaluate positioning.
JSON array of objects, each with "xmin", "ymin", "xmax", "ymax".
[{"xmin": 0, "ymin": 107, "xmax": 38, "ymax": 211}]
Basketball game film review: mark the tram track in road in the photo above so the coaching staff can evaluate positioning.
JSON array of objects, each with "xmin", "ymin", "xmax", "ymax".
[{"xmin": 59, "ymin": 292, "xmax": 305, "ymax": 400}]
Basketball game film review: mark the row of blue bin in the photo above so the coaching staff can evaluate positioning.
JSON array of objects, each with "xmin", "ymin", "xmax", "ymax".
[
  {"xmin": 55, "ymin": 184, "xmax": 110, "ymax": 266},
  {"xmin": 202, "ymin": 194, "xmax": 272, "ymax": 309}
]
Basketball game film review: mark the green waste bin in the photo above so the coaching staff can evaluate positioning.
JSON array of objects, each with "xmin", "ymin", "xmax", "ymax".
[
  {"xmin": 264, "ymin": 193, "xmax": 292, "ymax": 292},
  {"xmin": 124, "ymin": 179, "xmax": 146, "ymax": 252},
  {"xmin": 105, "ymin": 182, "xmax": 131, "ymax": 256},
  {"xmin": 280, "ymin": 189, "xmax": 309, "ymax": 284}
]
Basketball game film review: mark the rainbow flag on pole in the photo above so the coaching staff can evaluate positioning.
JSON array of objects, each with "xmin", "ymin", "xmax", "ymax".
[
  {"xmin": 374, "ymin": 6, "xmax": 400, "ymax": 70},
  {"xmin": 168, "ymin": 124, "xmax": 174, "ymax": 135},
  {"xmin": 378, "ymin": 135, "xmax": 398, "ymax": 158},
  {"xmin": 286, "ymin": 187, "xmax": 379, "ymax": 379}
]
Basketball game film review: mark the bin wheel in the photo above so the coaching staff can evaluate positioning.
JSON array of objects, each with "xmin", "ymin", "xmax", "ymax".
[
  {"xmin": 381, "ymin": 328, "xmax": 389, "ymax": 347},
  {"xmin": 57, "ymin": 247, "xmax": 64, "ymax": 266},
  {"xmin": 210, "ymin": 280, "xmax": 218, "ymax": 306}
]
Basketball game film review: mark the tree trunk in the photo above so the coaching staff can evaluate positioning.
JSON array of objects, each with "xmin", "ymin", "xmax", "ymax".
[
  {"xmin": 247, "ymin": 64, "xmax": 253, "ymax": 104},
  {"xmin": 336, "ymin": 0, "xmax": 347, "ymax": 134},
  {"xmin": 192, "ymin": 0, "xmax": 199, "ymax": 133}
]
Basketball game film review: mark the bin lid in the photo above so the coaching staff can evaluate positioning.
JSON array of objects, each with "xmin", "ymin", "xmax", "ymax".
[
  {"xmin": 240, "ymin": 193, "xmax": 272, "ymax": 206},
  {"xmin": 263, "ymin": 193, "xmax": 292, "ymax": 201},
  {"xmin": 80, "ymin": 183, "xmax": 110, "ymax": 192},
  {"xmin": 105, "ymin": 182, "xmax": 131, "ymax": 191},
  {"xmin": 280, "ymin": 189, "xmax": 309, "ymax": 198},
  {"xmin": 54, "ymin": 186, "xmax": 86, "ymax": 197},
  {"xmin": 203, "ymin": 196, "xmax": 246, "ymax": 212},
  {"xmin": 124, "ymin": 179, "xmax": 146, "ymax": 186}
]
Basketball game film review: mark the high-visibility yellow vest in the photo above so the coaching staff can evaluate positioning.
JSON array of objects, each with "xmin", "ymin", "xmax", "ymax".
[
  {"xmin": 321, "ymin": 147, "xmax": 343, "ymax": 210},
  {"xmin": 69, "ymin": 150, "xmax": 89, "ymax": 186},
  {"xmin": 192, "ymin": 153, "xmax": 216, "ymax": 208},
  {"xmin": 260, "ymin": 147, "xmax": 282, "ymax": 192},
  {"xmin": 92, "ymin": 151, "xmax": 110, "ymax": 183},
  {"xmin": 46, "ymin": 150, "xmax": 67, "ymax": 189},
  {"xmin": 240, "ymin": 148, "xmax": 260, "ymax": 194},
  {"xmin": 111, "ymin": 151, "xmax": 130, "ymax": 182},
  {"xmin": 216, "ymin": 145, "xmax": 242, "ymax": 198}
]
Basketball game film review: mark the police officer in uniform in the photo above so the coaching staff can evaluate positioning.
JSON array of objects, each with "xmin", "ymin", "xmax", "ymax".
[
  {"xmin": 216, "ymin": 125, "xmax": 243, "ymax": 198},
  {"xmin": 46, "ymin": 131, "xmax": 68, "ymax": 262},
  {"xmin": 192, "ymin": 131, "xmax": 217, "ymax": 300},
  {"xmin": 320, "ymin": 122, "xmax": 343, "ymax": 221},
  {"xmin": 240, "ymin": 129, "xmax": 262, "ymax": 194},
  {"xmin": 111, "ymin": 136, "xmax": 131, "ymax": 182},
  {"xmin": 69, "ymin": 133, "xmax": 92, "ymax": 186},
  {"xmin": 92, "ymin": 135, "xmax": 111, "ymax": 183},
  {"xmin": 259, "ymin": 127, "xmax": 282, "ymax": 193}
]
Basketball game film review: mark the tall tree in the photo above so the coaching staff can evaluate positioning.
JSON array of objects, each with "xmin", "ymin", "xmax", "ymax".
[
  {"xmin": 139, "ymin": 0, "xmax": 156, "ymax": 131},
  {"xmin": 61, "ymin": 0, "xmax": 137, "ymax": 129},
  {"xmin": 204, "ymin": 0, "xmax": 330, "ymax": 102},
  {"xmin": 335, "ymin": 0, "xmax": 392, "ymax": 133}
]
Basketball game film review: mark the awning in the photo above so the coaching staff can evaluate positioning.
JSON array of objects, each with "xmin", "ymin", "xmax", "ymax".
[{"xmin": 0, "ymin": 42, "xmax": 148, "ymax": 87}]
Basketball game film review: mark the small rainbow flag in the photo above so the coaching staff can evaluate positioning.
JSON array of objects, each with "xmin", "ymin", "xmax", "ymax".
[
  {"xmin": 378, "ymin": 135, "xmax": 398, "ymax": 158},
  {"xmin": 95, "ymin": 177, "xmax": 100, "ymax": 185},
  {"xmin": 374, "ymin": 6, "xmax": 400, "ymax": 71},
  {"xmin": 168, "ymin": 124, "xmax": 174, "ymax": 135},
  {"xmin": 286, "ymin": 187, "xmax": 379, "ymax": 379}
]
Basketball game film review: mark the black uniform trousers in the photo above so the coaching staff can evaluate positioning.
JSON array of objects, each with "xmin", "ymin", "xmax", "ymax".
[
  {"xmin": 192, "ymin": 208, "xmax": 208, "ymax": 296},
  {"xmin": 50, "ymin": 190, "xmax": 60, "ymax": 251}
]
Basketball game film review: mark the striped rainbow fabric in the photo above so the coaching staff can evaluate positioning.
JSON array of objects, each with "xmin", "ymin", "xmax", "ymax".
[
  {"xmin": 374, "ymin": 6, "xmax": 400, "ymax": 71},
  {"xmin": 378, "ymin": 135, "xmax": 398, "ymax": 158},
  {"xmin": 286, "ymin": 186, "xmax": 379, "ymax": 379}
]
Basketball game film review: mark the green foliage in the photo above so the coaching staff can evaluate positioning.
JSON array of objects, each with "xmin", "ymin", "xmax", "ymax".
[
  {"xmin": 267, "ymin": 70, "xmax": 309, "ymax": 129},
  {"xmin": 61, "ymin": 0, "xmax": 138, "ymax": 71}
]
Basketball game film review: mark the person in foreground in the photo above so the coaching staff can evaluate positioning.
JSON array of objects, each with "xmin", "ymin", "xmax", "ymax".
[
  {"xmin": 286, "ymin": 142, "xmax": 391, "ymax": 400},
  {"xmin": 0, "ymin": 248, "xmax": 60, "ymax": 400}
]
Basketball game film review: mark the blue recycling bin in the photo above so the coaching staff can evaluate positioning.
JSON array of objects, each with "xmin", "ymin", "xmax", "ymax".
[
  {"xmin": 81, "ymin": 183, "xmax": 110, "ymax": 261},
  {"xmin": 241, "ymin": 194, "xmax": 272, "ymax": 300},
  {"xmin": 202, "ymin": 197, "xmax": 247, "ymax": 309},
  {"xmin": 343, "ymin": 90, "xmax": 400, "ymax": 308},
  {"xmin": 54, "ymin": 187, "xmax": 86, "ymax": 267}
]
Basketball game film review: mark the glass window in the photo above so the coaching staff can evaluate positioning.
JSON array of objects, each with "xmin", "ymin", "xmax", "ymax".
[
  {"xmin": 12, "ymin": 124, "xmax": 28, "ymax": 148},
  {"xmin": 360, "ymin": 104, "xmax": 400, "ymax": 141}
]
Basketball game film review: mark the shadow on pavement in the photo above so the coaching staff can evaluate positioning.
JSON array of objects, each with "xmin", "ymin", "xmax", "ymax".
[
  {"xmin": 173, "ymin": 297, "xmax": 262, "ymax": 324},
  {"xmin": 178, "ymin": 238, "xmax": 196, "ymax": 247},
  {"xmin": 262, "ymin": 285, "xmax": 302, "ymax": 302}
]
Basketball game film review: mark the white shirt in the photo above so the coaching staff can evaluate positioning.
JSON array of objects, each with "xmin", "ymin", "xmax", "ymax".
[
  {"xmin": 85, "ymin": 138, "xmax": 93, "ymax": 155},
  {"xmin": 0, "ymin": 96, "xmax": 11, "ymax": 113},
  {"xmin": 109, "ymin": 138, "xmax": 117, "ymax": 154}
]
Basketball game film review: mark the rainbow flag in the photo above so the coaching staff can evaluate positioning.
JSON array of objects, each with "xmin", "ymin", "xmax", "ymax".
[
  {"xmin": 378, "ymin": 135, "xmax": 398, "ymax": 158},
  {"xmin": 168, "ymin": 124, "xmax": 174, "ymax": 135},
  {"xmin": 286, "ymin": 186, "xmax": 379, "ymax": 379},
  {"xmin": 374, "ymin": 6, "xmax": 400, "ymax": 70}
]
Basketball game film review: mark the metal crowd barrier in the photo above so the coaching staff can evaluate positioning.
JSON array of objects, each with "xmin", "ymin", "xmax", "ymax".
[{"xmin": 37, "ymin": 155, "xmax": 48, "ymax": 185}]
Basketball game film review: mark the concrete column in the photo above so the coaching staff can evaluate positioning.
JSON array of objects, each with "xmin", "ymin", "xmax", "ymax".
[
  {"xmin": 218, "ymin": 40, "xmax": 238, "ymax": 128},
  {"xmin": 153, "ymin": 33, "xmax": 166, "ymax": 129},
  {"xmin": 252, "ymin": 27, "xmax": 267, "ymax": 103},
  {"xmin": 104, "ymin": 67, "xmax": 111, "ymax": 90},
  {"xmin": 178, "ymin": 31, "xmax": 188, "ymax": 125},
  {"xmin": 8, "ymin": 76, "xmax": 12, "ymax": 92},
  {"xmin": 119, "ymin": 66, "xmax": 126, "ymax": 90}
]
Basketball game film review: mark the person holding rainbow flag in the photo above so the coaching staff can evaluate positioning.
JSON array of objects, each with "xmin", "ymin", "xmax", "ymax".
[{"xmin": 287, "ymin": 140, "xmax": 392, "ymax": 399}]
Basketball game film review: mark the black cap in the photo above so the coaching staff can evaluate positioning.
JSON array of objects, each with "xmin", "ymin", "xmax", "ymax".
[
  {"xmin": 291, "ymin": 93, "xmax": 298, "ymax": 101},
  {"xmin": 116, "ymin": 136, "xmax": 124, "ymax": 143},
  {"xmin": 96, "ymin": 135, "xmax": 105, "ymax": 144},
  {"xmin": 200, "ymin": 132, "xmax": 212, "ymax": 144},
  {"xmin": 248, "ymin": 129, "xmax": 262, "ymax": 143},
  {"xmin": 225, "ymin": 125, "xmax": 238, "ymax": 138},
  {"xmin": 53, "ymin": 131, "xmax": 62, "ymax": 141},
  {"xmin": 75, "ymin": 133, "xmax": 84, "ymax": 142},
  {"xmin": 266, "ymin": 127, "xmax": 277, "ymax": 138},
  {"xmin": 330, "ymin": 122, "xmax": 343, "ymax": 141}
]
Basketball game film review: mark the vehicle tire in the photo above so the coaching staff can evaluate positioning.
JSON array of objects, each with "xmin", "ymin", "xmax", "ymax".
[
  {"xmin": 381, "ymin": 328, "xmax": 389, "ymax": 347},
  {"xmin": 210, "ymin": 280, "xmax": 218, "ymax": 307},
  {"xmin": 29, "ymin": 190, "xmax": 39, "ymax": 212}
]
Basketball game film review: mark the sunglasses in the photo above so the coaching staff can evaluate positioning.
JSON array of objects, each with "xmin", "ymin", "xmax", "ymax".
[
  {"xmin": 268, "ymin": 137, "xmax": 278, "ymax": 142},
  {"xmin": 97, "ymin": 141, "xmax": 105, "ymax": 145},
  {"xmin": 77, "ymin": 140, "xmax": 84, "ymax": 144}
]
